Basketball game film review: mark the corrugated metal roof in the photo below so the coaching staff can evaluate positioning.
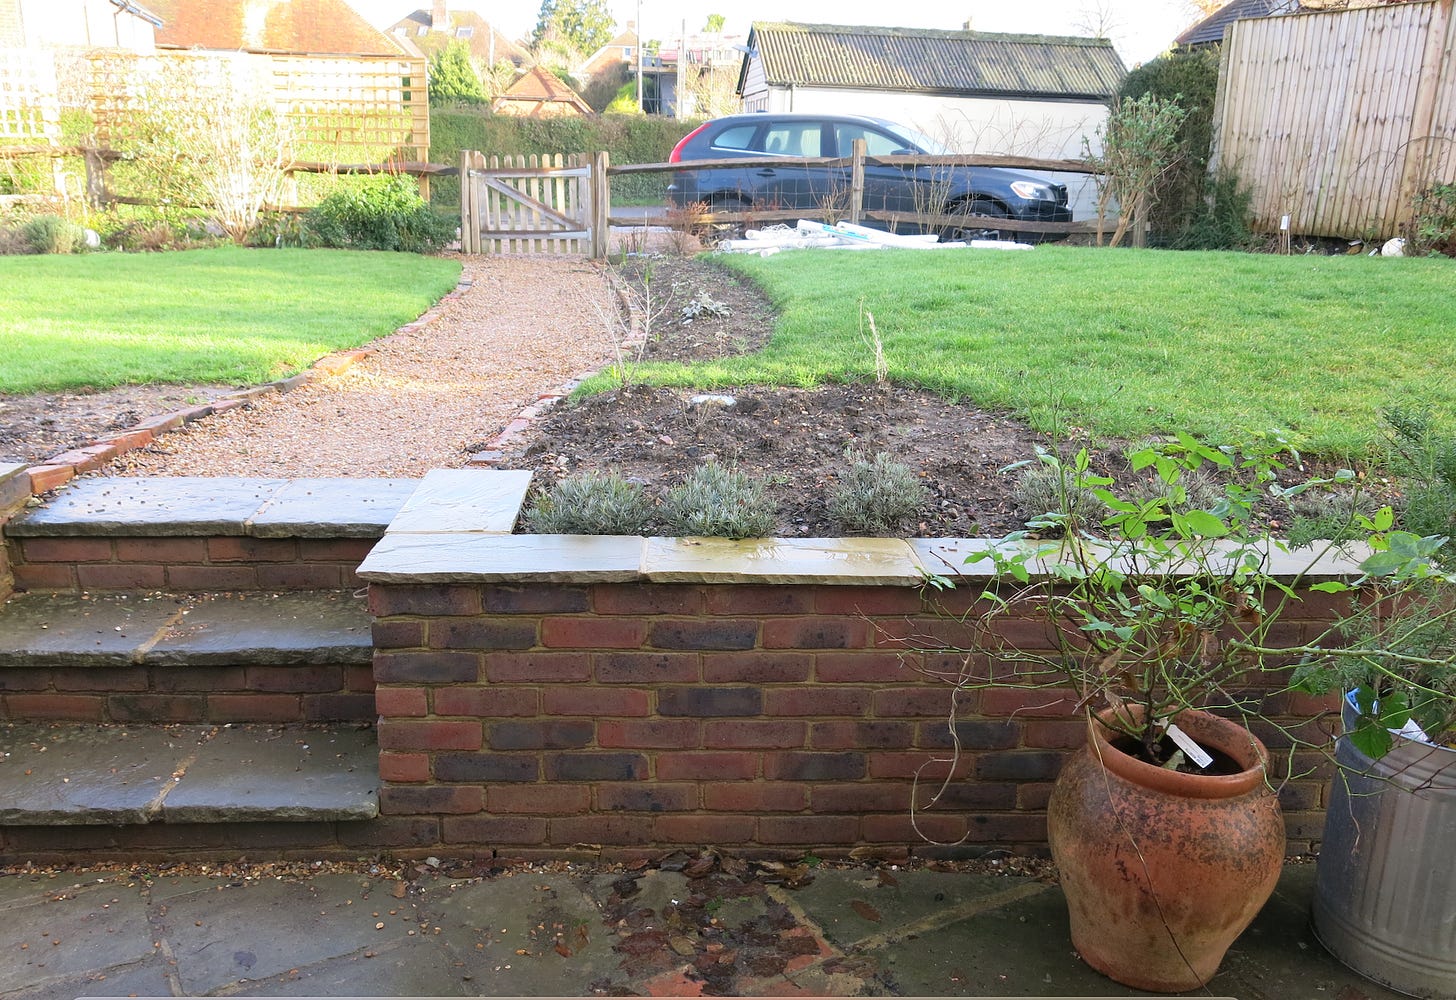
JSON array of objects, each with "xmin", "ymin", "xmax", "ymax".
[
  {"xmin": 1174, "ymin": 0, "xmax": 1300, "ymax": 47},
  {"xmin": 748, "ymin": 22, "xmax": 1125, "ymax": 100}
]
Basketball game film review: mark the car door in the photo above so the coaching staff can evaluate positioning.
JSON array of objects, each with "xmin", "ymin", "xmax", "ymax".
[
  {"xmin": 830, "ymin": 122, "xmax": 922, "ymax": 226},
  {"xmin": 749, "ymin": 120, "xmax": 834, "ymax": 212}
]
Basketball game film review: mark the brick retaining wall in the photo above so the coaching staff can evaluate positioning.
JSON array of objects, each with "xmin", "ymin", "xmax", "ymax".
[{"xmin": 367, "ymin": 580, "xmax": 1340, "ymax": 858}]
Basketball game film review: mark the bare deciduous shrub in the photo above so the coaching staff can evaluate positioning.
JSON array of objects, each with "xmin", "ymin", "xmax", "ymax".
[
  {"xmin": 662, "ymin": 461, "xmax": 777, "ymax": 539},
  {"xmin": 525, "ymin": 471, "xmax": 651, "ymax": 535},
  {"xmin": 829, "ymin": 448, "xmax": 929, "ymax": 535}
]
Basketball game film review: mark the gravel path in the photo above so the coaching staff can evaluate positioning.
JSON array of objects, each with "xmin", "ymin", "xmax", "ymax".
[{"xmin": 111, "ymin": 255, "xmax": 619, "ymax": 479}]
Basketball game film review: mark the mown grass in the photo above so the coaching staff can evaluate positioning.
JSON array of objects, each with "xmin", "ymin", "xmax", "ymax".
[
  {"xmin": 595, "ymin": 246, "xmax": 1456, "ymax": 459},
  {"xmin": 0, "ymin": 247, "xmax": 461, "ymax": 394}
]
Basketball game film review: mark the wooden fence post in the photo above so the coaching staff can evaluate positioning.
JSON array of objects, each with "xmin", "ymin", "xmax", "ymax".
[
  {"xmin": 459, "ymin": 149, "xmax": 475, "ymax": 254},
  {"xmin": 83, "ymin": 146, "xmax": 108, "ymax": 207},
  {"xmin": 849, "ymin": 139, "xmax": 865, "ymax": 225},
  {"xmin": 590, "ymin": 150, "xmax": 610, "ymax": 260}
]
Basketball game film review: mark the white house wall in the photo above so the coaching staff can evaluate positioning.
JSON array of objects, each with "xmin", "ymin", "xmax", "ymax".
[
  {"xmin": 19, "ymin": 0, "xmax": 157, "ymax": 50},
  {"xmin": 759, "ymin": 85, "xmax": 1108, "ymax": 219}
]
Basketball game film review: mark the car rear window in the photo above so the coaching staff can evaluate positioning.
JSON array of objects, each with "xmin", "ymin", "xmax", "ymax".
[
  {"xmin": 761, "ymin": 123, "xmax": 821, "ymax": 156},
  {"xmin": 709, "ymin": 125, "xmax": 758, "ymax": 152}
]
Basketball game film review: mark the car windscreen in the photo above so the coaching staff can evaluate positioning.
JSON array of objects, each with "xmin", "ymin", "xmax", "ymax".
[{"xmin": 886, "ymin": 124, "xmax": 952, "ymax": 155}]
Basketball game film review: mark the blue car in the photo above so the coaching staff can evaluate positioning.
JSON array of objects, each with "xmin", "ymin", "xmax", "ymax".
[{"xmin": 666, "ymin": 112, "xmax": 1072, "ymax": 241}]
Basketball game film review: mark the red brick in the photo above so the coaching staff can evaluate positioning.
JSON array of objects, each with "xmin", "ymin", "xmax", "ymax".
[
  {"xmin": 592, "ymin": 584, "xmax": 703, "ymax": 615},
  {"xmin": 656, "ymin": 751, "xmax": 760, "ymax": 780},
  {"xmin": 150, "ymin": 665, "xmax": 246, "ymax": 692},
  {"xmin": 76, "ymin": 563, "xmax": 167, "ymax": 589},
  {"xmin": 814, "ymin": 586, "xmax": 924, "ymax": 616},
  {"xmin": 870, "ymin": 617, "xmax": 979, "ymax": 650},
  {"xmin": 19, "ymin": 537, "xmax": 114, "ymax": 563},
  {"xmin": 597, "ymin": 784, "xmax": 697, "ymax": 812},
  {"xmin": 918, "ymin": 719, "xmax": 1020, "ymax": 751},
  {"xmin": 299, "ymin": 538, "xmax": 376, "ymax": 562},
  {"xmin": 762, "ymin": 617, "xmax": 861, "ymax": 649},
  {"xmin": 649, "ymin": 619, "xmax": 758, "ymax": 650},
  {"xmin": 5, "ymin": 693, "xmax": 104, "ymax": 720},
  {"xmin": 489, "ymin": 784, "xmax": 591, "ymax": 814},
  {"xmin": 380, "ymin": 785, "xmax": 484, "ymax": 815},
  {"xmin": 764, "ymin": 687, "xmax": 872, "ymax": 718},
  {"xmin": 975, "ymin": 751, "xmax": 1065, "ymax": 781},
  {"xmin": 963, "ymin": 812, "xmax": 1049, "ymax": 844},
  {"xmin": 92, "ymin": 428, "xmax": 154, "ymax": 451},
  {"xmin": 377, "ymin": 719, "xmax": 483, "ymax": 751},
  {"xmin": 245, "ymin": 665, "xmax": 342, "ymax": 693},
  {"xmin": 166, "ymin": 565, "xmax": 256, "ymax": 590},
  {"xmin": 597, "ymin": 719, "xmax": 701, "ymax": 748},
  {"xmin": 206, "ymin": 537, "xmax": 297, "ymax": 563},
  {"xmin": 131, "ymin": 412, "xmax": 185, "ymax": 434},
  {"xmin": 257, "ymin": 564, "xmax": 346, "ymax": 589},
  {"xmin": 113, "ymin": 537, "xmax": 208, "ymax": 563},
  {"xmin": 867, "ymin": 751, "xmax": 973, "ymax": 781},
  {"xmin": 374, "ymin": 686, "xmax": 429, "ymax": 717},
  {"xmin": 485, "ymin": 651, "xmax": 592, "ymax": 683},
  {"xmin": 873, "ymin": 687, "xmax": 955, "ymax": 717},
  {"xmin": 368, "ymin": 585, "xmax": 482, "ymax": 617},
  {"xmin": 481, "ymin": 585, "xmax": 589, "ymax": 614},
  {"xmin": 596, "ymin": 651, "xmax": 699, "ymax": 683},
  {"xmin": 810, "ymin": 783, "xmax": 911, "ymax": 813},
  {"xmin": 442, "ymin": 815, "xmax": 547, "ymax": 845},
  {"xmin": 1022, "ymin": 720, "xmax": 1089, "ymax": 749},
  {"xmin": 764, "ymin": 751, "xmax": 866, "ymax": 781},
  {"xmin": 338, "ymin": 816, "xmax": 440, "ymax": 849},
  {"xmin": 979, "ymin": 687, "xmax": 1079, "ymax": 719},
  {"xmin": 656, "ymin": 814, "xmax": 757, "ymax": 844},
  {"xmin": 703, "ymin": 585, "xmax": 814, "ymax": 616},
  {"xmin": 375, "ymin": 651, "xmax": 480, "ymax": 684},
  {"xmin": 811, "ymin": 721, "xmax": 914, "ymax": 750},
  {"xmin": 379, "ymin": 751, "xmax": 431, "ymax": 782},
  {"xmin": 659, "ymin": 687, "xmax": 762, "ymax": 717},
  {"xmin": 52, "ymin": 666, "xmax": 148, "ymax": 692},
  {"xmin": 758, "ymin": 815, "xmax": 861, "ymax": 845},
  {"xmin": 549, "ymin": 815, "xmax": 655, "ymax": 845},
  {"xmin": 1017, "ymin": 783, "xmax": 1055, "ymax": 810},
  {"xmin": 344, "ymin": 664, "xmax": 375, "ymax": 692},
  {"xmin": 701, "ymin": 651, "xmax": 812, "ymax": 684},
  {"xmin": 26, "ymin": 465, "xmax": 74, "ymax": 493},
  {"xmin": 814, "ymin": 651, "xmax": 916, "ymax": 683},
  {"xmin": 371, "ymin": 619, "xmax": 424, "ymax": 649},
  {"xmin": 541, "ymin": 616, "xmax": 646, "ymax": 649},
  {"xmin": 0, "ymin": 669, "xmax": 53, "ymax": 693},
  {"xmin": 431, "ymin": 618, "xmax": 539, "ymax": 650},
  {"xmin": 703, "ymin": 783, "xmax": 805, "ymax": 812},
  {"xmin": 11, "ymin": 563, "xmax": 76, "ymax": 590},
  {"xmin": 304, "ymin": 693, "xmax": 375, "ymax": 721},
  {"xmin": 862, "ymin": 813, "xmax": 969, "ymax": 844},
  {"xmin": 542, "ymin": 686, "xmax": 649, "ymax": 717},
  {"xmin": 705, "ymin": 720, "xmax": 806, "ymax": 749},
  {"xmin": 207, "ymin": 694, "xmax": 300, "ymax": 722},
  {"xmin": 108, "ymin": 694, "xmax": 207, "ymax": 722},
  {"xmin": 488, "ymin": 720, "xmax": 593, "ymax": 750},
  {"xmin": 434, "ymin": 686, "xmax": 539, "ymax": 717},
  {"xmin": 986, "ymin": 617, "xmax": 1061, "ymax": 652}
]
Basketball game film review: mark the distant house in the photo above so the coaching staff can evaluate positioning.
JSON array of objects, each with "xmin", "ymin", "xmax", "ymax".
[
  {"xmin": 492, "ymin": 64, "xmax": 591, "ymax": 117},
  {"xmin": 1, "ymin": 0, "xmax": 161, "ymax": 51},
  {"xmin": 737, "ymin": 22, "xmax": 1126, "ymax": 214},
  {"xmin": 145, "ymin": 0, "xmax": 403, "ymax": 55},
  {"xmin": 387, "ymin": 1, "xmax": 530, "ymax": 68},
  {"xmin": 1174, "ymin": 0, "xmax": 1300, "ymax": 47},
  {"xmin": 574, "ymin": 25, "xmax": 638, "ymax": 84}
]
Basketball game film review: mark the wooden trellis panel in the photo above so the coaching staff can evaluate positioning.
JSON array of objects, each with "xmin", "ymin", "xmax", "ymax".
[
  {"xmin": 0, "ymin": 49, "xmax": 60, "ymax": 142},
  {"xmin": 1210, "ymin": 0, "xmax": 1456, "ymax": 238},
  {"xmin": 460, "ymin": 151, "xmax": 592, "ymax": 255}
]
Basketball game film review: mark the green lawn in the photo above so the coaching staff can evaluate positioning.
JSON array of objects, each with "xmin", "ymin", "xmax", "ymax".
[
  {"xmin": 0, "ymin": 247, "xmax": 461, "ymax": 394},
  {"xmin": 602, "ymin": 246, "xmax": 1456, "ymax": 459}
]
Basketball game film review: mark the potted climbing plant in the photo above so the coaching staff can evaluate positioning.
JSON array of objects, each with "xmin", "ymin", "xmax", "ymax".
[{"xmin": 929, "ymin": 432, "xmax": 1448, "ymax": 994}]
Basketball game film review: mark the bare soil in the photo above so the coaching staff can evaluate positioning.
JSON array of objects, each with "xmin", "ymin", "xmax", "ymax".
[{"xmin": 0, "ymin": 384, "xmax": 236, "ymax": 466}]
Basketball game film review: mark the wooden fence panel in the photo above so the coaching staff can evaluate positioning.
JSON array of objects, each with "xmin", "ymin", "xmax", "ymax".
[
  {"xmin": 460, "ymin": 151, "xmax": 591, "ymax": 255},
  {"xmin": 1210, "ymin": 0, "xmax": 1456, "ymax": 239}
]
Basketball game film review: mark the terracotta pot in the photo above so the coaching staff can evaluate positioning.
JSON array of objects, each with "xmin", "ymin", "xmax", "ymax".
[{"xmin": 1047, "ymin": 707, "xmax": 1286, "ymax": 993}]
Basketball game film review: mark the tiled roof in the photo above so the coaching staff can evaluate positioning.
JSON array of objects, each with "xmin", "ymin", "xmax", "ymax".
[
  {"xmin": 1174, "ymin": 0, "xmax": 1300, "ymax": 47},
  {"xmin": 0, "ymin": 0, "xmax": 24, "ymax": 48},
  {"xmin": 389, "ymin": 8, "xmax": 530, "ymax": 66},
  {"xmin": 495, "ymin": 64, "xmax": 591, "ymax": 112},
  {"xmin": 148, "ymin": 0, "xmax": 404, "ymax": 55},
  {"xmin": 748, "ymin": 22, "xmax": 1125, "ymax": 100}
]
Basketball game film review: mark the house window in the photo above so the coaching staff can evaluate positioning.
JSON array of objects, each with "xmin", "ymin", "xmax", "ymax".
[
  {"xmin": 416, "ymin": 25, "xmax": 428, "ymax": 36},
  {"xmin": 623, "ymin": 47, "xmax": 633, "ymax": 58},
  {"xmin": 456, "ymin": 26, "xmax": 473, "ymax": 38}
]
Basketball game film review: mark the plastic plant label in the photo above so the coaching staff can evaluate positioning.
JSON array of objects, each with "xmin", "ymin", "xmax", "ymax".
[{"xmin": 1166, "ymin": 723, "xmax": 1214, "ymax": 769}]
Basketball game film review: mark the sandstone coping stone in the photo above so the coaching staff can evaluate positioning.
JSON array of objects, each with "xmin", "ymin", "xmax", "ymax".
[
  {"xmin": 145, "ymin": 590, "xmax": 372, "ymax": 666},
  {"xmin": 386, "ymin": 468, "xmax": 533, "ymax": 534},
  {"xmin": 643, "ymin": 536, "xmax": 926, "ymax": 585},
  {"xmin": 246, "ymin": 477, "xmax": 418, "ymax": 537},
  {"xmin": 6, "ymin": 476, "xmax": 289, "ymax": 537},
  {"xmin": 161, "ymin": 724, "xmax": 379, "ymax": 823},
  {"xmin": 357, "ymin": 532, "xmax": 644, "ymax": 583}
]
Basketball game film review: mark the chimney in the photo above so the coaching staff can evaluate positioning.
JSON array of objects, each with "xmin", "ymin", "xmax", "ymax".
[{"xmin": 432, "ymin": 0, "xmax": 448, "ymax": 30}]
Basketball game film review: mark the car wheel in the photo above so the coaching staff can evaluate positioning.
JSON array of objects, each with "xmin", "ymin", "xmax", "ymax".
[
  {"xmin": 701, "ymin": 195, "xmax": 752, "ymax": 239},
  {"xmin": 946, "ymin": 199, "xmax": 1010, "ymax": 242}
]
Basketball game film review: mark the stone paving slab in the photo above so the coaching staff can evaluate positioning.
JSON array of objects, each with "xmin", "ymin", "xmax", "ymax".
[
  {"xmin": 0, "ymin": 879, "xmax": 156, "ymax": 994},
  {"xmin": 145, "ymin": 591, "xmax": 371, "ymax": 666},
  {"xmin": 357, "ymin": 532, "xmax": 644, "ymax": 583},
  {"xmin": 248, "ymin": 478, "xmax": 418, "ymax": 538},
  {"xmin": 643, "ymin": 536, "xmax": 925, "ymax": 585},
  {"xmin": 162, "ymin": 725, "xmax": 378, "ymax": 823},
  {"xmin": 6, "ymin": 477, "xmax": 289, "ymax": 537},
  {"xmin": 0, "ymin": 723, "xmax": 200, "ymax": 825},
  {"xmin": 386, "ymin": 469, "xmax": 533, "ymax": 534},
  {"xmin": 0, "ymin": 593, "xmax": 182, "ymax": 668}
]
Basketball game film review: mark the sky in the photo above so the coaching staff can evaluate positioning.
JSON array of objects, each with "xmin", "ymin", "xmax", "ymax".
[{"xmin": 344, "ymin": 0, "xmax": 1202, "ymax": 69}]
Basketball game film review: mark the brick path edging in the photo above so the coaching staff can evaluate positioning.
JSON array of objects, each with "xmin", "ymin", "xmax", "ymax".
[{"xmin": 15, "ymin": 274, "xmax": 479, "ymax": 498}]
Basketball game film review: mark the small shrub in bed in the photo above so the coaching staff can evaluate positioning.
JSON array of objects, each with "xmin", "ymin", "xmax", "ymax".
[
  {"xmin": 829, "ymin": 448, "xmax": 929, "ymax": 535},
  {"xmin": 662, "ymin": 461, "xmax": 777, "ymax": 539},
  {"xmin": 304, "ymin": 174, "xmax": 456, "ymax": 253},
  {"xmin": 1011, "ymin": 460, "xmax": 1108, "ymax": 533},
  {"xmin": 525, "ymin": 471, "xmax": 651, "ymax": 535},
  {"xmin": 22, "ymin": 214, "xmax": 85, "ymax": 254}
]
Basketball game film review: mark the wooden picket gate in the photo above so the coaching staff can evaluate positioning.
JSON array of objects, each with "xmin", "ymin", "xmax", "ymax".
[{"xmin": 459, "ymin": 151, "xmax": 606, "ymax": 256}]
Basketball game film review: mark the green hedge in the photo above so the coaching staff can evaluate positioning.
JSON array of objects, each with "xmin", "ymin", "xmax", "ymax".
[{"xmin": 429, "ymin": 109, "xmax": 697, "ymax": 206}]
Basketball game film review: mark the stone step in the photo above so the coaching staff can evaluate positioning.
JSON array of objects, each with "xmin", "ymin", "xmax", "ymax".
[
  {"xmin": 0, "ymin": 722, "xmax": 378, "ymax": 825},
  {"xmin": 0, "ymin": 589, "xmax": 372, "ymax": 668}
]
